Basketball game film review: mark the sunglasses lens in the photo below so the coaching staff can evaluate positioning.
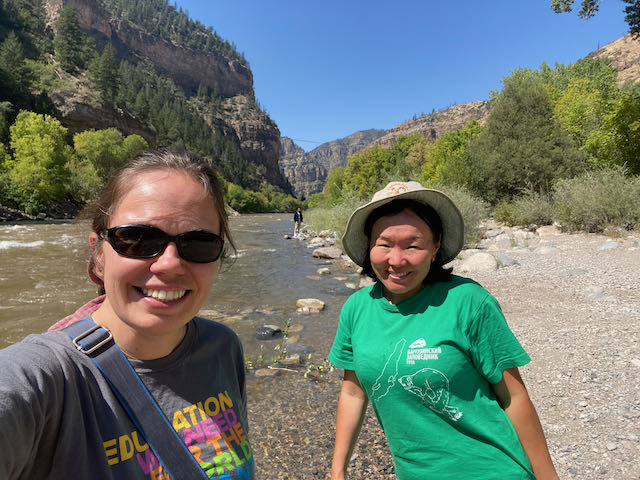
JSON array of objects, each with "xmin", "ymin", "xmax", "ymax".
[
  {"xmin": 111, "ymin": 226, "xmax": 166, "ymax": 258},
  {"xmin": 178, "ymin": 231, "xmax": 224, "ymax": 263},
  {"xmin": 106, "ymin": 226, "xmax": 224, "ymax": 262}
]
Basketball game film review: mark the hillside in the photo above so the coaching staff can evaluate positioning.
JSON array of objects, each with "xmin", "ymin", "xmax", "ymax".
[
  {"xmin": 1, "ymin": 0, "xmax": 288, "ymax": 191},
  {"xmin": 589, "ymin": 33, "xmax": 640, "ymax": 86},
  {"xmin": 279, "ymin": 33, "xmax": 640, "ymax": 198}
]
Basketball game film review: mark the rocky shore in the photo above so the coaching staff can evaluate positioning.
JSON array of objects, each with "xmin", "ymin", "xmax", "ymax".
[{"xmin": 247, "ymin": 223, "xmax": 640, "ymax": 479}]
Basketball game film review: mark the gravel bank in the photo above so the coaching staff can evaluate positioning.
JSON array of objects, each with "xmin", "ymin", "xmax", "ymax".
[{"xmin": 246, "ymin": 226, "xmax": 640, "ymax": 479}]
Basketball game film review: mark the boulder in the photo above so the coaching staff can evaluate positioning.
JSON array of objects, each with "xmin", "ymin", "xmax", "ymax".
[
  {"xmin": 458, "ymin": 252, "xmax": 498, "ymax": 273},
  {"xmin": 312, "ymin": 246, "xmax": 343, "ymax": 259}
]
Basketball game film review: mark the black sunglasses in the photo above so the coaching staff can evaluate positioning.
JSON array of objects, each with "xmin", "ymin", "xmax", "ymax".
[{"xmin": 101, "ymin": 225, "xmax": 224, "ymax": 263}]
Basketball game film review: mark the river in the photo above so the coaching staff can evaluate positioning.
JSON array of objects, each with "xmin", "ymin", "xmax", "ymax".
[{"xmin": 0, "ymin": 214, "xmax": 357, "ymax": 359}]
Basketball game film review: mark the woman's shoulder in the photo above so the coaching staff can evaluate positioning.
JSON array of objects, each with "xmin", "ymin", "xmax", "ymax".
[
  {"xmin": 192, "ymin": 317, "xmax": 242, "ymax": 345},
  {"xmin": 441, "ymin": 275, "xmax": 492, "ymax": 297},
  {"xmin": 0, "ymin": 331, "xmax": 83, "ymax": 396}
]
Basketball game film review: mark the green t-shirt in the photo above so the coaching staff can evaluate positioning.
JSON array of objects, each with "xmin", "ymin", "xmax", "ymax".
[{"xmin": 329, "ymin": 276, "xmax": 535, "ymax": 480}]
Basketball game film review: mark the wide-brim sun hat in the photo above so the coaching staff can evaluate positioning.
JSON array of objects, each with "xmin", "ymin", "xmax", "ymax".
[{"xmin": 342, "ymin": 181, "xmax": 464, "ymax": 267}]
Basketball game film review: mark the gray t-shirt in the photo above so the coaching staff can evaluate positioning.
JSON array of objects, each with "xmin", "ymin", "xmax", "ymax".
[{"xmin": 0, "ymin": 316, "xmax": 254, "ymax": 479}]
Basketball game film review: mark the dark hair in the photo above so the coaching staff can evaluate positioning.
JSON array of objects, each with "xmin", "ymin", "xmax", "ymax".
[
  {"xmin": 81, "ymin": 149, "xmax": 235, "ymax": 292},
  {"xmin": 361, "ymin": 199, "xmax": 453, "ymax": 284}
]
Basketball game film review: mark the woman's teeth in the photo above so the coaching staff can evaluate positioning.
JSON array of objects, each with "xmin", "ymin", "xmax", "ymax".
[{"xmin": 141, "ymin": 289, "xmax": 186, "ymax": 301}]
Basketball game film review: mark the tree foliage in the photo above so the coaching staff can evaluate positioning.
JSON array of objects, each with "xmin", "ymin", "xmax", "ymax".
[
  {"xmin": 90, "ymin": 44, "xmax": 119, "ymax": 102},
  {"xmin": 465, "ymin": 74, "xmax": 585, "ymax": 204},
  {"xmin": 5, "ymin": 111, "xmax": 72, "ymax": 212},
  {"xmin": 53, "ymin": 6, "xmax": 93, "ymax": 72},
  {"xmin": 551, "ymin": 0, "xmax": 640, "ymax": 36}
]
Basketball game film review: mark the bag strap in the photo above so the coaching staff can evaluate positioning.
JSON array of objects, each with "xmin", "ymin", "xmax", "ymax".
[{"xmin": 62, "ymin": 318, "xmax": 208, "ymax": 479}]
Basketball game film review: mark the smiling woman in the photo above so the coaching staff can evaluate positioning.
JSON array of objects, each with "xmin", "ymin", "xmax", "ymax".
[
  {"xmin": 329, "ymin": 181, "xmax": 559, "ymax": 480},
  {"xmin": 0, "ymin": 150, "xmax": 254, "ymax": 479}
]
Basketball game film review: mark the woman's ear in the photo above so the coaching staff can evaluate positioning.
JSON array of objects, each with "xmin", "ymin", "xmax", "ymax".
[{"xmin": 88, "ymin": 232, "xmax": 105, "ymax": 282}]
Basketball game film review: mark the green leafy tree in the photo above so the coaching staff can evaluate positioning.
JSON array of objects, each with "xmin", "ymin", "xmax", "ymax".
[
  {"xmin": 553, "ymin": 77, "xmax": 610, "ymax": 147},
  {"xmin": 6, "ymin": 111, "xmax": 73, "ymax": 212},
  {"xmin": 73, "ymin": 128, "xmax": 148, "ymax": 179},
  {"xmin": 584, "ymin": 81, "xmax": 640, "ymax": 173},
  {"xmin": 420, "ymin": 120, "xmax": 484, "ymax": 186},
  {"xmin": 466, "ymin": 74, "xmax": 585, "ymax": 204},
  {"xmin": 551, "ymin": 0, "xmax": 640, "ymax": 36},
  {"xmin": 323, "ymin": 166, "xmax": 346, "ymax": 203},
  {"xmin": 342, "ymin": 145, "xmax": 396, "ymax": 197}
]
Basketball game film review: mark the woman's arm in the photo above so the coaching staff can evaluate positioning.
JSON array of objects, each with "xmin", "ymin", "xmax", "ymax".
[
  {"xmin": 331, "ymin": 369, "xmax": 369, "ymax": 480},
  {"xmin": 493, "ymin": 367, "xmax": 559, "ymax": 480}
]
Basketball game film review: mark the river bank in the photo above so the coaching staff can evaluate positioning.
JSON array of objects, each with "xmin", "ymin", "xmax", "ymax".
[{"xmin": 245, "ymin": 223, "xmax": 640, "ymax": 479}]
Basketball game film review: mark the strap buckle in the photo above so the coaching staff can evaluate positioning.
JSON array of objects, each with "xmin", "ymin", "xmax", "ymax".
[{"xmin": 72, "ymin": 324, "xmax": 113, "ymax": 354}]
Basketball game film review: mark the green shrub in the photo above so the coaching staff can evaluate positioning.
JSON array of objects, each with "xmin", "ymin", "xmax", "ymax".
[
  {"xmin": 552, "ymin": 166, "xmax": 640, "ymax": 232},
  {"xmin": 304, "ymin": 191, "xmax": 364, "ymax": 241},
  {"xmin": 432, "ymin": 184, "xmax": 490, "ymax": 244},
  {"xmin": 493, "ymin": 190, "xmax": 554, "ymax": 227}
]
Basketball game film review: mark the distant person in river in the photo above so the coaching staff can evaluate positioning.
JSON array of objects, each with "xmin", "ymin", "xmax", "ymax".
[
  {"xmin": 0, "ymin": 150, "xmax": 254, "ymax": 479},
  {"xmin": 293, "ymin": 207, "xmax": 303, "ymax": 235},
  {"xmin": 329, "ymin": 181, "xmax": 559, "ymax": 480}
]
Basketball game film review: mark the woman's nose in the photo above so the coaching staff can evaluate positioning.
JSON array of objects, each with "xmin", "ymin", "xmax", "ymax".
[
  {"xmin": 150, "ymin": 242, "xmax": 185, "ymax": 272},
  {"xmin": 387, "ymin": 247, "xmax": 406, "ymax": 265}
]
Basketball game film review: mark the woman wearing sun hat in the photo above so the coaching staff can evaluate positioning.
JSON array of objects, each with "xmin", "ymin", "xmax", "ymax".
[{"xmin": 329, "ymin": 181, "xmax": 558, "ymax": 479}]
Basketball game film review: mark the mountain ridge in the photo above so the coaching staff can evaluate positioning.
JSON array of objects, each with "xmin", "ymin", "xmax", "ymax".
[{"xmin": 280, "ymin": 34, "xmax": 640, "ymax": 198}]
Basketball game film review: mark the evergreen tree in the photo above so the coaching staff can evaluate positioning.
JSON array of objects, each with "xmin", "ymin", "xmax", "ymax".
[
  {"xmin": 0, "ymin": 31, "xmax": 30, "ymax": 98},
  {"xmin": 90, "ymin": 44, "xmax": 119, "ymax": 102},
  {"xmin": 53, "ymin": 7, "xmax": 85, "ymax": 72}
]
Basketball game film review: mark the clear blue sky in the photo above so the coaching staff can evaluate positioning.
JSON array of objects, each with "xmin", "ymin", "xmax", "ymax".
[{"xmin": 175, "ymin": 0, "xmax": 629, "ymax": 151}]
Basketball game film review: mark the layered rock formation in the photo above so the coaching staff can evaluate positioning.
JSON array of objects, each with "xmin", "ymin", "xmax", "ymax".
[
  {"xmin": 42, "ymin": 0, "xmax": 288, "ymax": 190},
  {"xmin": 280, "ymin": 129, "xmax": 386, "ymax": 198},
  {"xmin": 589, "ymin": 33, "xmax": 640, "ymax": 85},
  {"xmin": 372, "ymin": 100, "xmax": 491, "ymax": 148}
]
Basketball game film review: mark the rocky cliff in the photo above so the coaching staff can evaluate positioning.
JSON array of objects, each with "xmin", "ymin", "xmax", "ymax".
[
  {"xmin": 280, "ymin": 129, "xmax": 386, "ymax": 198},
  {"xmin": 42, "ymin": 0, "xmax": 288, "ymax": 190},
  {"xmin": 589, "ymin": 33, "xmax": 640, "ymax": 85},
  {"xmin": 372, "ymin": 100, "xmax": 491, "ymax": 148}
]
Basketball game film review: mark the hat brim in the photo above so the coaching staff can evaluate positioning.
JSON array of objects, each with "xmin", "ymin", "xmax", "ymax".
[{"xmin": 342, "ymin": 188, "xmax": 464, "ymax": 267}]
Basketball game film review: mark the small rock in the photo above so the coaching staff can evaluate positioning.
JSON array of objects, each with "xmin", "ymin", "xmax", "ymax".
[
  {"xmin": 494, "ymin": 254, "xmax": 519, "ymax": 267},
  {"xmin": 280, "ymin": 354, "xmax": 301, "ymax": 365},
  {"xmin": 312, "ymin": 246, "xmax": 343, "ymax": 259},
  {"xmin": 296, "ymin": 298, "xmax": 325, "ymax": 310},
  {"xmin": 254, "ymin": 325, "xmax": 283, "ymax": 340},
  {"xmin": 534, "ymin": 246, "xmax": 561, "ymax": 254},
  {"xmin": 596, "ymin": 241, "xmax": 619, "ymax": 251},
  {"xmin": 254, "ymin": 368, "xmax": 279, "ymax": 377},
  {"xmin": 317, "ymin": 267, "xmax": 331, "ymax": 275},
  {"xmin": 536, "ymin": 225, "xmax": 561, "ymax": 236}
]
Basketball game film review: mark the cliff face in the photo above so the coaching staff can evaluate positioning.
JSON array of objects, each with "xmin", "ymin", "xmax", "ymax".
[
  {"xmin": 373, "ymin": 101, "xmax": 491, "ymax": 148},
  {"xmin": 589, "ymin": 34, "xmax": 640, "ymax": 86},
  {"xmin": 280, "ymin": 129, "xmax": 386, "ymax": 198},
  {"xmin": 42, "ymin": 0, "xmax": 288, "ymax": 190}
]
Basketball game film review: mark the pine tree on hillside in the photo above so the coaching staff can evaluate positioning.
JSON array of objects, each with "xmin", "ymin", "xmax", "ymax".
[
  {"xmin": 53, "ymin": 6, "xmax": 87, "ymax": 72},
  {"xmin": 90, "ymin": 44, "xmax": 119, "ymax": 103}
]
